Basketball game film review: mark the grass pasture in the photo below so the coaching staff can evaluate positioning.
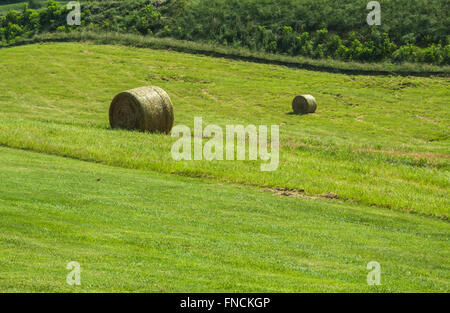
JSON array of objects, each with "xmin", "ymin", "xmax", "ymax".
[
  {"xmin": 0, "ymin": 146, "xmax": 449, "ymax": 292},
  {"xmin": 0, "ymin": 43, "xmax": 448, "ymax": 217},
  {"xmin": 0, "ymin": 42, "xmax": 449, "ymax": 292}
]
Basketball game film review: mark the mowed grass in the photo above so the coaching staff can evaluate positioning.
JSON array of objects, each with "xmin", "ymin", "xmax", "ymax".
[
  {"xmin": 0, "ymin": 146, "xmax": 449, "ymax": 292},
  {"xmin": 0, "ymin": 43, "xmax": 448, "ymax": 217}
]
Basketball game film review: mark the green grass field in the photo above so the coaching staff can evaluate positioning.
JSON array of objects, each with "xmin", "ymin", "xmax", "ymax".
[
  {"xmin": 0, "ymin": 42, "xmax": 449, "ymax": 292},
  {"xmin": 1, "ymin": 147, "xmax": 449, "ymax": 292}
]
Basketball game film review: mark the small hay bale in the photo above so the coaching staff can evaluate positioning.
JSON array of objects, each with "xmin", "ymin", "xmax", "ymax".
[
  {"xmin": 292, "ymin": 95, "xmax": 317, "ymax": 114},
  {"xmin": 109, "ymin": 86, "xmax": 174, "ymax": 134}
]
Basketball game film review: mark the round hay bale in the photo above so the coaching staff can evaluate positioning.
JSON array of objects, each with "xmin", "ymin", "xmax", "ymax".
[
  {"xmin": 292, "ymin": 95, "xmax": 317, "ymax": 114},
  {"xmin": 109, "ymin": 86, "xmax": 174, "ymax": 134}
]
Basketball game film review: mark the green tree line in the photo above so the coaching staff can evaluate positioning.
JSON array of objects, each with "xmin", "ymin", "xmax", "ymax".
[{"xmin": 1, "ymin": 0, "xmax": 449, "ymax": 65}]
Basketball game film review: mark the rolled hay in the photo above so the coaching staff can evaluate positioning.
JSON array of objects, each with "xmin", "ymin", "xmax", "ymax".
[
  {"xmin": 292, "ymin": 95, "xmax": 317, "ymax": 114},
  {"xmin": 109, "ymin": 86, "xmax": 174, "ymax": 134}
]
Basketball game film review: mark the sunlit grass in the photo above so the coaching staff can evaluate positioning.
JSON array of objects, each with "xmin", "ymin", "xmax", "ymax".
[
  {"xmin": 0, "ymin": 43, "xmax": 448, "ymax": 217},
  {"xmin": 0, "ymin": 146, "xmax": 449, "ymax": 292}
]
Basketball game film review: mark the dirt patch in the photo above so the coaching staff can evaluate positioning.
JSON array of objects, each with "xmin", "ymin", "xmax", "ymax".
[
  {"xmin": 147, "ymin": 73, "xmax": 210, "ymax": 84},
  {"xmin": 266, "ymin": 187, "xmax": 305, "ymax": 197},
  {"xmin": 416, "ymin": 115, "xmax": 439, "ymax": 125},
  {"xmin": 318, "ymin": 192, "xmax": 339, "ymax": 199},
  {"xmin": 265, "ymin": 187, "xmax": 339, "ymax": 201}
]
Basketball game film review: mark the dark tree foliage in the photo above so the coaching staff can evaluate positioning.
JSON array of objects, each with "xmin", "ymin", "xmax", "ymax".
[{"xmin": 1, "ymin": 0, "xmax": 449, "ymax": 65}]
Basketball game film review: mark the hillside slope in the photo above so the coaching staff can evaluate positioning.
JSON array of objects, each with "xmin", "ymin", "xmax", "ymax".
[
  {"xmin": 0, "ymin": 43, "xmax": 448, "ymax": 217},
  {"xmin": 1, "ymin": 146, "xmax": 449, "ymax": 292}
]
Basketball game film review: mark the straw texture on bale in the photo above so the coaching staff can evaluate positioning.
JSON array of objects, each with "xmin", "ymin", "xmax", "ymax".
[
  {"xmin": 109, "ymin": 86, "xmax": 174, "ymax": 134},
  {"xmin": 292, "ymin": 95, "xmax": 317, "ymax": 114}
]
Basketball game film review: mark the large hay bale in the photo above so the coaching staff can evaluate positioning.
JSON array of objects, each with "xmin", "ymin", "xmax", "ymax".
[
  {"xmin": 292, "ymin": 95, "xmax": 317, "ymax": 114},
  {"xmin": 109, "ymin": 86, "xmax": 174, "ymax": 134}
]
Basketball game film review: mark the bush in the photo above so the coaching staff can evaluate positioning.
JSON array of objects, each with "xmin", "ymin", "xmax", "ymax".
[
  {"xmin": 5, "ymin": 22, "xmax": 23, "ymax": 42},
  {"xmin": 0, "ymin": 26, "xmax": 5, "ymax": 42},
  {"xmin": 392, "ymin": 45, "xmax": 422, "ymax": 63}
]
